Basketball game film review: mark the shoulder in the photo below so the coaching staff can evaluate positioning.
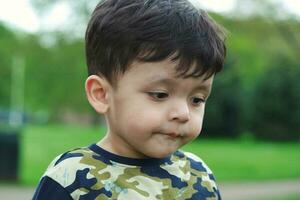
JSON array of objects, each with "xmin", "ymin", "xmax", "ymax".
[
  {"xmin": 33, "ymin": 176, "xmax": 73, "ymax": 200},
  {"xmin": 173, "ymin": 150, "xmax": 222, "ymax": 198},
  {"xmin": 43, "ymin": 146, "xmax": 99, "ymax": 187},
  {"xmin": 172, "ymin": 150, "xmax": 219, "ymax": 187},
  {"xmin": 33, "ymin": 146, "xmax": 99, "ymax": 200},
  {"xmin": 172, "ymin": 150, "xmax": 213, "ymax": 174},
  {"xmin": 183, "ymin": 150, "xmax": 214, "ymax": 174}
]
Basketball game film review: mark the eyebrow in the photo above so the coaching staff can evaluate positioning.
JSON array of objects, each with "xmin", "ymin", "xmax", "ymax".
[{"xmin": 147, "ymin": 76, "xmax": 177, "ymax": 86}]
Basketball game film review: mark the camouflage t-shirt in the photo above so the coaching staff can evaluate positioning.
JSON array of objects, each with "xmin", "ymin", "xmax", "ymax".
[{"xmin": 33, "ymin": 144, "xmax": 221, "ymax": 200}]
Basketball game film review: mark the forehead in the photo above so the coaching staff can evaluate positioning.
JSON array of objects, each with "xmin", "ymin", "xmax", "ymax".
[{"xmin": 117, "ymin": 58, "xmax": 214, "ymax": 89}]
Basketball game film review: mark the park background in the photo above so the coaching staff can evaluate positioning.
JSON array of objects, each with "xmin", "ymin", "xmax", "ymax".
[{"xmin": 0, "ymin": 0, "xmax": 299, "ymax": 199}]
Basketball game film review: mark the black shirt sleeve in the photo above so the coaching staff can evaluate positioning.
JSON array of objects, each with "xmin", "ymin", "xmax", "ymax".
[{"xmin": 32, "ymin": 176, "xmax": 73, "ymax": 200}]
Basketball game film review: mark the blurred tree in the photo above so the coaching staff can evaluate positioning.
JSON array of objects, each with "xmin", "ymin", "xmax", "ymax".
[
  {"xmin": 30, "ymin": 0, "xmax": 98, "ymax": 37},
  {"xmin": 0, "ymin": 24, "xmax": 20, "ymax": 108},
  {"xmin": 31, "ymin": 0, "xmax": 97, "ymax": 18},
  {"xmin": 232, "ymin": 0, "xmax": 300, "ymax": 58},
  {"xmin": 252, "ymin": 54, "xmax": 300, "ymax": 141},
  {"xmin": 0, "ymin": 24, "xmax": 90, "ymax": 121},
  {"xmin": 202, "ymin": 56, "xmax": 242, "ymax": 138},
  {"xmin": 206, "ymin": 10, "xmax": 300, "ymax": 139},
  {"xmin": 23, "ymin": 34, "xmax": 89, "ymax": 114}
]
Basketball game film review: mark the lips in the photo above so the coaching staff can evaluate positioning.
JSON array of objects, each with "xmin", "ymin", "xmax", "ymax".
[{"xmin": 165, "ymin": 132, "xmax": 181, "ymax": 138}]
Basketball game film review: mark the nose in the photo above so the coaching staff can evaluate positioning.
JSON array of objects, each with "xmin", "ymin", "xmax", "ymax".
[{"xmin": 168, "ymin": 100, "xmax": 190, "ymax": 123}]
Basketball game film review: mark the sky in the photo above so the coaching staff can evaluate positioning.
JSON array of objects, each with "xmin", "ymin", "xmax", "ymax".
[{"xmin": 0, "ymin": 0, "xmax": 299, "ymax": 33}]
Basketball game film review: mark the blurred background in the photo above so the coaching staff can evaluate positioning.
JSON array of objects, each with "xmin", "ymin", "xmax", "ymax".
[{"xmin": 0, "ymin": 0, "xmax": 299, "ymax": 199}]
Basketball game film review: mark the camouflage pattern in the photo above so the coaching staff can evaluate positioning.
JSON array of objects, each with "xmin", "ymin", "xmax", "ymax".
[{"xmin": 42, "ymin": 144, "xmax": 221, "ymax": 200}]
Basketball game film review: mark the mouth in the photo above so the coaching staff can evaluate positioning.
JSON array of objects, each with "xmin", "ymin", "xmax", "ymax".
[{"xmin": 165, "ymin": 132, "xmax": 181, "ymax": 139}]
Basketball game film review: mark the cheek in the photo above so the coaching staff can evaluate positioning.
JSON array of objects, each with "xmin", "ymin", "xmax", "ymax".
[
  {"xmin": 190, "ymin": 112, "xmax": 205, "ymax": 137},
  {"xmin": 190, "ymin": 124, "xmax": 202, "ymax": 139},
  {"xmin": 123, "ymin": 106, "xmax": 163, "ymax": 133}
]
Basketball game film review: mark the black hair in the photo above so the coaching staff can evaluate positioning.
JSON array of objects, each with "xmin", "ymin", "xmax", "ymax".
[{"xmin": 86, "ymin": 0, "xmax": 226, "ymax": 84}]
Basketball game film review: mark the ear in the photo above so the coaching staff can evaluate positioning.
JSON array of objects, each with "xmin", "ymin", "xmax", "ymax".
[{"xmin": 85, "ymin": 75, "xmax": 111, "ymax": 114}]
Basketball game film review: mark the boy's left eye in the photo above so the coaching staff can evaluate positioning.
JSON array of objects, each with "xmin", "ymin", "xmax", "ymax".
[
  {"xmin": 191, "ymin": 97, "xmax": 205, "ymax": 106},
  {"xmin": 148, "ymin": 92, "xmax": 169, "ymax": 100}
]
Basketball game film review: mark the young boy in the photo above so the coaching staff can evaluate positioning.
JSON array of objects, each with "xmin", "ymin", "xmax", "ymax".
[{"xmin": 33, "ymin": 0, "xmax": 226, "ymax": 199}]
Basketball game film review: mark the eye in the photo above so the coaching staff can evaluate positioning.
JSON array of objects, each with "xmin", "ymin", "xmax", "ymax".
[
  {"xmin": 148, "ymin": 92, "xmax": 169, "ymax": 100},
  {"xmin": 191, "ymin": 97, "xmax": 205, "ymax": 106}
]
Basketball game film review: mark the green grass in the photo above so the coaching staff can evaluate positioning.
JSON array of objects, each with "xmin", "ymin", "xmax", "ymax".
[
  {"xmin": 20, "ymin": 124, "xmax": 106, "ymax": 185},
  {"xmin": 182, "ymin": 139, "xmax": 300, "ymax": 182},
  {"xmin": 20, "ymin": 124, "xmax": 300, "ymax": 186}
]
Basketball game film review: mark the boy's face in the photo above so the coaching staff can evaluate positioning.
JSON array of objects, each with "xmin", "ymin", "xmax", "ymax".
[{"xmin": 102, "ymin": 58, "xmax": 214, "ymax": 159}]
